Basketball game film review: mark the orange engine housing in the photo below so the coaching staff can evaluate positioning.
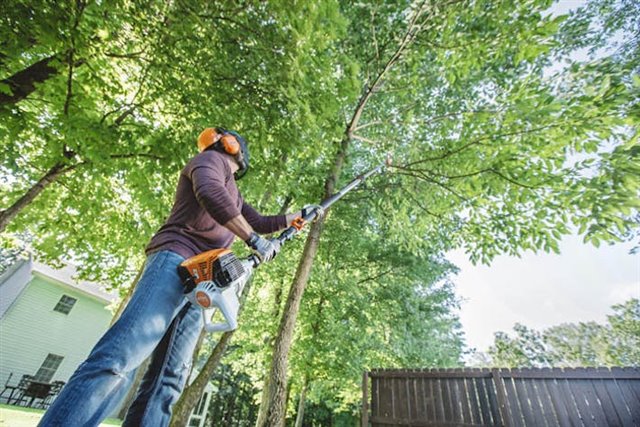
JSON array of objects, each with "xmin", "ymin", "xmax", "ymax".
[{"xmin": 179, "ymin": 248, "xmax": 231, "ymax": 285}]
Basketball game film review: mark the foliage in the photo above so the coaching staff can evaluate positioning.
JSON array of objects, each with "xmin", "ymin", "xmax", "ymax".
[
  {"xmin": 0, "ymin": 0, "xmax": 353, "ymax": 285},
  {"xmin": 343, "ymin": 0, "xmax": 640, "ymax": 263},
  {"xmin": 481, "ymin": 298, "xmax": 640, "ymax": 368}
]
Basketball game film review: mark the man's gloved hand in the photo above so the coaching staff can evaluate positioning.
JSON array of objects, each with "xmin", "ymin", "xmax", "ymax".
[
  {"xmin": 245, "ymin": 232, "xmax": 281, "ymax": 263},
  {"xmin": 301, "ymin": 204, "xmax": 325, "ymax": 220}
]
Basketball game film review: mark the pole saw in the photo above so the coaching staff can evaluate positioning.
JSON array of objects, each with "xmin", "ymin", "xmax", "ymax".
[{"xmin": 178, "ymin": 156, "xmax": 391, "ymax": 333}]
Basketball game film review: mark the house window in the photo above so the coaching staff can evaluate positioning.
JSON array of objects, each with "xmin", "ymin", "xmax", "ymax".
[
  {"xmin": 53, "ymin": 295, "xmax": 77, "ymax": 314},
  {"xmin": 33, "ymin": 354, "xmax": 64, "ymax": 382}
]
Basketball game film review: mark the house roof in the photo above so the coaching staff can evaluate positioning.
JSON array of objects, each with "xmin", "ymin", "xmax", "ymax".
[
  {"xmin": 0, "ymin": 257, "xmax": 118, "ymax": 304},
  {"xmin": 31, "ymin": 259, "xmax": 118, "ymax": 304}
]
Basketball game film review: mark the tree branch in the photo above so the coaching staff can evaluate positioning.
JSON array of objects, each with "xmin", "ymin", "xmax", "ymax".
[{"xmin": 0, "ymin": 55, "xmax": 61, "ymax": 106}]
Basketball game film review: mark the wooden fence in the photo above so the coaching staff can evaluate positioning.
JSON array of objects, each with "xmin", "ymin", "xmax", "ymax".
[{"xmin": 362, "ymin": 367, "xmax": 640, "ymax": 426}]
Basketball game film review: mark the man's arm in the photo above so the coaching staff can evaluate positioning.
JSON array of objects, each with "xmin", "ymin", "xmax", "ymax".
[
  {"xmin": 191, "ymin": 161, "xmax": 280, "ymax": 261},
  {"xmin": 241, "ymin": 202, "xmax": 293, "ymax": 235},
  {"xmin": 222, "ymin": 215, "xmax": 254, "ymax": 241}
]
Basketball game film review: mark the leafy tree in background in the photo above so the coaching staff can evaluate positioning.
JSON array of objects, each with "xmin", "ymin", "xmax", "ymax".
[{"xmin": 482, "ymin": 298, "xmax": 640, "ymax": 368}]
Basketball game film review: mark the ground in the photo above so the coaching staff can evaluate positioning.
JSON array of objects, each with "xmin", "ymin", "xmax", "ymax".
[{"xmin": 0, "ymin": 404, "xmax": 122, "ymax": 426}]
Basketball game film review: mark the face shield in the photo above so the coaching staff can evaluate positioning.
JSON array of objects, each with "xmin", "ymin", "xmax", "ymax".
[{"xmin": 226, "ymin": 130, "xmax": 250, "ymax": 180}]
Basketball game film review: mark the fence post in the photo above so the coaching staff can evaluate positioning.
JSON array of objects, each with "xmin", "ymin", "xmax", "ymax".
[
  {"xmin": 491, "ymin": 369, "xmax": 511, "ymax": 427},
  {"xmin": 362, "ymin": 371, "xmax": 369, "ymax": 427}
]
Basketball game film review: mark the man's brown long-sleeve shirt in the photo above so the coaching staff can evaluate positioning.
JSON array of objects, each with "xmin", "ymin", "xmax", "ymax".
[{"xmin": 146, "ymin": 150, "xmax": 286, "ymax": 259}]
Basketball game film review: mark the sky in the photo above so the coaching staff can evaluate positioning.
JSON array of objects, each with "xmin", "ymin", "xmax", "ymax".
[
  {"xmin": 447, "ymin": 0, "xmax": 639, "ymax": 354},
  {"xmin": 448, "ymin": 237, "xmax": 639, "ymax": 352}
]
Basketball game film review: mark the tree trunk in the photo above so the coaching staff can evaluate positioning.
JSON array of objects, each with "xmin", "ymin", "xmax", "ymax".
[
  {"xmin": 0, "ymin": 162, "xmax": 67, "ymax": 232},
  {"xmin": 0, "ymin": 54, "xmax": 60, "ymax": 106},
  {"xmin": 170, "ymin": 329, "xmax": 235, "ymax": 426},
  {"xmin": 255, "ymin": 139, "xmax": 349, "ymax": 427},
  {"xmin": 294, "ymin": 378, "xmax": 308, "ymax": 427}
]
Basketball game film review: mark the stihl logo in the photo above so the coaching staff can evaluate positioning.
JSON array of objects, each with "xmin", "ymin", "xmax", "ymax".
[{"xmin": 195, "ymin": 291, "xmax": 211, "ymax": 308}]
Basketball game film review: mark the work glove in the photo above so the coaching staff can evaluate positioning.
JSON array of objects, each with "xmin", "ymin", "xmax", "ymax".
[
  {"xmin": 301, "ymin": 204, "xmax": 325, "ymax": 220},
  {"xmin": 245, "ymin": 232, "xmax": 281, "ymax": 263}
]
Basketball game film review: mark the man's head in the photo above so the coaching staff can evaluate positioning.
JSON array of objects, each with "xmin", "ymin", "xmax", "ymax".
[{"xmin": 197, "ymin": 127, "xmax": 250, "ymax": 179}]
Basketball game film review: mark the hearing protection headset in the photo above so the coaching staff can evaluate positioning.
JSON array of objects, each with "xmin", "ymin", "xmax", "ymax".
[{"xmin": 197, "ymin": 127, "xmax": 250, "ymax": 179}]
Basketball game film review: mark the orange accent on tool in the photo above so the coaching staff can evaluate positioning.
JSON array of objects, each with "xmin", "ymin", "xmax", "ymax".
[
  {"xmin": 195, "ymin": 290, "xmax": 212, "ymax": 308},
  {"xmin": 179, "ymin": 248, "xmax": 231, "ymax": 284},
  {"xmin": 291, "ymin": 217, "xmax": 306, "ymax": 231}
]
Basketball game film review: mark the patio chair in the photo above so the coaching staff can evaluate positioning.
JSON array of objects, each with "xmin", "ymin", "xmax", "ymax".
[
  {"xmin": 0, "ymin": 373, "xmax": 17, "ymax": 404},
  {"xmin": 1, "ymin": 374, "xmax": 34, "ymax": 405}
]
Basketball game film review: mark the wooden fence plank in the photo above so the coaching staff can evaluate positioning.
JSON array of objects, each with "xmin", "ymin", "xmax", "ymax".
[
  {"xmin": 409, "ymin": 375, "xmax": 418, "ymax": 422},
  {"xmin": 553, "ymin": 369, "xmax": 585, "ymax": 426},
  {"xmin": 466, "ymin": 377, "xmax": 482, "ymax": 425},
  {"xmin": 406, "ymin": 374, "xmax": 415, "ymax": 422},
  {"xmin": 502, "ymin": 369, "xmax": 525, "ymax": 427},
  {"xmin": 456, "ymin": 371, "xmax": 472, "ymax": 425},
  {"xmin": 568, "ymin": 371, "xmax": 597, "ymax": 426},
  {"xmin": 623, "ymin": 367, "xmax": 640, "ymax": 401},
  {"xmin": 541, "ymin": 377, "xmax": 573, "ymax": 427},
  {"xmin": 442, "ymin": 375, "xmax": 454, "ymax": 423},
  {"xmin": 590, "ymin": 376, "xmax": 624, "ymax": 427},
  {"xmin": 379, "ymin": 376, "xmax": 394, "ymax": 419},
  {"xmin": 448, "ymin": 372, "xmax": 465, "ymax": 424},
  {"xmin": 615, "ymin": 378, "xmax": 640, "ymax": 426},
  {"xmin": 395, "ymin": 375, "xmax": 408, "ymax": 420},
  {"xmin": 475, "ymin": 374, "xmax": 492, "ymax": 425},
  {"xmin": 362, "ymin": 372, "xmax": 369, "ymax": 427},
  {"xmin": 581, "ymin": 368, "xmax": 610, "ymax": 427},
  {"xmin": 520, "ymin": 369, "xmax": 548, "ymax": 427},
  {"xmin": 533, "ymin": 370, "xmax": 560, "ymax": 427},
  {"xmin": 483, "ymin": 372, "xmax": 501, "ymax": 426},
  {"xmin": 512, "ymin": 369, "xmax": 537, "ymax": 427},
  {"xmin": 425, "ymin": 378, "xmax": 435, "ymax": 423},
  {"xmin": 600, "ymin": 377, "xmax": 634, "ymax": 426},
  {"xmin": 434, "ymin": 376, "xmax": 446, "ymax": 423},
  {"xmin": 492, "ymin": 368, "xmax": 515, "ymax": 427}
]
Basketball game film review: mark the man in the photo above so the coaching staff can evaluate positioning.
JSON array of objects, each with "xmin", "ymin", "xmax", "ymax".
[{"xmin": 39, "ymin": 128, "xmax": 300, "ymax": 426}]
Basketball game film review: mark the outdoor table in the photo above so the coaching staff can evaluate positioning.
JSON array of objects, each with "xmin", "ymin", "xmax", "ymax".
[{"xmin": 22, "ymin": 381, "xmax": 52, "ymax": 408}]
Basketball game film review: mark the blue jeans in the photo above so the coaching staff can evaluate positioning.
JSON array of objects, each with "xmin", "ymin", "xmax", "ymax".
[{"xmin": 38, "ymin": 250, "xmax": 204, "ymax": 427}]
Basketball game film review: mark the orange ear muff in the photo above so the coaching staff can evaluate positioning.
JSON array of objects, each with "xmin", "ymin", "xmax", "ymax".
[{"xmin": 220, "ymin": 134, "xmax": 240, "ymax": 155}]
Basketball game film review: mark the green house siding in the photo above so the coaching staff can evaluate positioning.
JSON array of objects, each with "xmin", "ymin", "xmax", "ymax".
[{"xmin": 0, "ymin": 274, "xmax": 113, "ymax": 388}]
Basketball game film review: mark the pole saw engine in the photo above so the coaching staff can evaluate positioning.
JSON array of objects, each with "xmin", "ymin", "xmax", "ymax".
[
  {"xmin": 178, "ymin": 249, "xmax": 255, "ymax": 333},
  {"xmin": 178, "ymin": 155, "xmax": 392, "ymax": 333}
]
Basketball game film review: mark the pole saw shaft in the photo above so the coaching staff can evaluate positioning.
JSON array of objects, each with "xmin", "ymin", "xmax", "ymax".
[{"xmin": 275, "ymin": 161, "xmax": 386, "ymax": 246}]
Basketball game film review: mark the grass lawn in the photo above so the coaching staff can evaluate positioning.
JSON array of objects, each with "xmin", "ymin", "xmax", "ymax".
[{"xmin": 0, "ymin": 404, "xmax": 122, "ymax": 426}]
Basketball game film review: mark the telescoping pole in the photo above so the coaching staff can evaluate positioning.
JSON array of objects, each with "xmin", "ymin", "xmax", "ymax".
[{"xmin": 276, "ymin": 159, "xmax": 389, "ymax": 245}]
